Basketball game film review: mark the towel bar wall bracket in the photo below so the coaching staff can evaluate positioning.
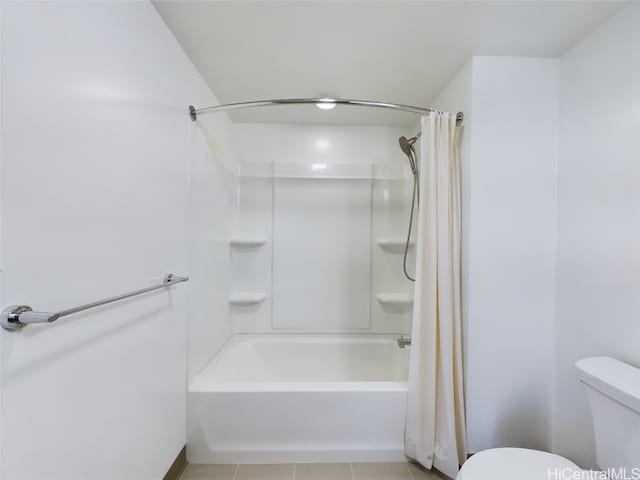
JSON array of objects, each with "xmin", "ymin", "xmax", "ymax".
[{"xmin": 1, "ymin": 273, "xmax": 188, "ymax": 332}]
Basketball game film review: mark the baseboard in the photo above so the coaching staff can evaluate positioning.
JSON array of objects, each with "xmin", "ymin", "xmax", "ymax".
[{"xmin": 163, "ymin": 445, "xmax": 187, "ymax": 480}]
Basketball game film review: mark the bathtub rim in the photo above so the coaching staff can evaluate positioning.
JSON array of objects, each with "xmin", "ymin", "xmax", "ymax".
[
  {"xmin": 190, "ymin": 380, "xmax": 408, "ymax": 393},
  {"xmin": 190, "ymin": 332, "xmax": 409, "ymax": 393}
]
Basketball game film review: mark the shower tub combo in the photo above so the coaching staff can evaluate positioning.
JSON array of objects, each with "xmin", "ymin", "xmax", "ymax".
[
  {"xmin": 185, "ymin": 97, "xmax": 443, "ymax": 464},
  {"xmin": 188, "ymin": 334, "xmax": 409, "ymax": 463}
]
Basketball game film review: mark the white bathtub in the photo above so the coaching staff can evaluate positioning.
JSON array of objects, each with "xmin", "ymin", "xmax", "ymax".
[{"xmin": 187, "ymin": 334, "xmax": 409, "ymax": 463}]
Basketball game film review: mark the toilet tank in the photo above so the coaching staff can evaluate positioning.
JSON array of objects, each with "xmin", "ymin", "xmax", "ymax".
[{"xmin": 575, "ymin": 357, "xmax": 640, "ymax": 471}]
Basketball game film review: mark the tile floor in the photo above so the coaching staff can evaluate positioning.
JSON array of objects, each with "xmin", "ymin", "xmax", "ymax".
[{"xmin": 179, "ymin": 462, "xmax": 447, "ymax": 480}]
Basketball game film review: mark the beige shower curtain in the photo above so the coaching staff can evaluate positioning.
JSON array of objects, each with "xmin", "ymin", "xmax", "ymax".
[{"xmin": 404, "ymin": 112, "xmax": 467, "ymax": 479}]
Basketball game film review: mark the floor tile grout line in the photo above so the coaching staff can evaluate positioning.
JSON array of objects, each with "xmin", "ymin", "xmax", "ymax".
[{"xmin": 292, "ymin": 463, "xmax": 296, "ymax": 480}]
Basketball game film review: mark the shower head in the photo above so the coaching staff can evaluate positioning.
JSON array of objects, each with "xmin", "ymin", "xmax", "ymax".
[
  {"xmin": 398, "ymin": 136, "xmax": 418, "ymax": 175},
  {"xmin": 398, "ymin": 136, "xmax": 417, "ymax": 157}
]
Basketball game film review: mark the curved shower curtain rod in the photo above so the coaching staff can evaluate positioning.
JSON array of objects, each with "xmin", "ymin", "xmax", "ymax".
[{"xmin": 188, "ymin": 97, "xmax": 464, "ymax": 123}]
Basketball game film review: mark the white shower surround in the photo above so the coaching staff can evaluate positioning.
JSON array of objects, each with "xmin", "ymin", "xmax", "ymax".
[
  {"xmin": 187, "ymin": 334, "xmax": 409, "ymax": 463},
  {"xmin": 227, "ymin": 123, "xmax": 416, "ymax": 336}
]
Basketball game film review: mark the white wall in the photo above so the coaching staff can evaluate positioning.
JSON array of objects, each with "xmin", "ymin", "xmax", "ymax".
[
  {"xmin": 432, "ymin": 57, "xmax": 559, "ymax": 453},
  {"xmin": 553, "ymin": 3, "xmax": 640, "ymax": 468},
  {"xmin": 233, "ymin": 124, "xmax": 410, "ymax": 167},
  {"xmin": 0, "ymin": 2, "xmax": 231, "ymax": 478},
  {"xmin": 467, "ymin": 57, "xmax": 558, "ymax": 453},
  {"xmin": 227, "ymin": 124, "xmax": 415, "ymax": 334},
  {"xmin": 187, "ymin": 114, "xmax": 236, "ymax": 382},
  {"xmin": 272, "ymin": 179, "xmax": 372, "ymax": 330}
]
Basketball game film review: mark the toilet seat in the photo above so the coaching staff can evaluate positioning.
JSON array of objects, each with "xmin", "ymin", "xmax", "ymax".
[{"xmin": 457, "ymin": 448, "xmax": 581, "ymax": 480}]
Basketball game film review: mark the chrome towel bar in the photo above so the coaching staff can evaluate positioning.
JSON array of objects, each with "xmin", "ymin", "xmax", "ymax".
[{"xmin": 1, "ymin": 273, "xmax": 188, "ymax": 331}]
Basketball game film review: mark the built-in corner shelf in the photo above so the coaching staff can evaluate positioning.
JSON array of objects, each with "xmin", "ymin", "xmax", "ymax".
[
  {"xmin": 376, "ymin": 293, "xmax": 414, "ymax": 307},
  {"xmin": 229, "ymin": 237, "xmax": 267, "ymax": 248},
  {"xmin": 376, "ymin": 237, "xmax": 415, "ymax": 253},
  {"xmin": 228, "ymin": 293, "xmax": 267, "ymax": 306}
]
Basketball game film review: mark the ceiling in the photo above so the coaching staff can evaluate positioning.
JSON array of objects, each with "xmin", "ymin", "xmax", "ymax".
[{"xmin": 153, "ymin": 1, "xmax": 627, "ymax": 126}]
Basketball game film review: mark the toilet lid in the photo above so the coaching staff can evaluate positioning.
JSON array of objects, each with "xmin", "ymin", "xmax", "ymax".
[{"xmin": 458, "ymin": 448, "xmax": 581, "ymax": 480}]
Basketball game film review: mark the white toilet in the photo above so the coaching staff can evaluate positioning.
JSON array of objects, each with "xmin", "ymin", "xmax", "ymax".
[{"xmin": 457, "ymin": 356, "xmax": 640, "ymax": 479}]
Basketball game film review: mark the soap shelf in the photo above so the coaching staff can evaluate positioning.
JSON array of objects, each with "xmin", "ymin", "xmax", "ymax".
[
  {"xmin": 230, "ymin": 237, "xmax": 267, "ymax": 248},
  {"xmin": 376, "ymin": 293, "xmax": 414, "ymax": 306},
  {"xmin": 376, "ymin": 237, "xmax": 415, "ymax": 253},
  {"xmin": 229, "ymin": 293, "xmax": 267, "ymax": 306}
]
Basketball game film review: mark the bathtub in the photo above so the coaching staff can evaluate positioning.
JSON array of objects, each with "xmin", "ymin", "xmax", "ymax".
[{"xmin": 187, "ymin": 334, "xmax": 409, "ymax": 463}]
